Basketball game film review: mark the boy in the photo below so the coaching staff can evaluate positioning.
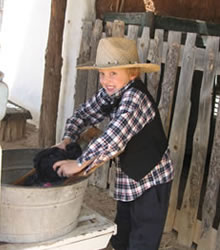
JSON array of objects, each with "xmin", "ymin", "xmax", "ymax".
[{"xmin": 53, "ymin": 37, "xmax": 174, "ymax": 250}]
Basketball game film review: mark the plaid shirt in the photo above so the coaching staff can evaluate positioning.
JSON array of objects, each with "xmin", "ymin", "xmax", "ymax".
[{"xmin": 64, "ymin": 80, "xmax": 174, "ymax": 201}]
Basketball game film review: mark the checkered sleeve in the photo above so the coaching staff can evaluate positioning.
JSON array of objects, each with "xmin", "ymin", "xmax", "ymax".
[
  {"xmin": 77, "ymin": 88, "xmax": 156, "ymax": 167},
  {"xmin": 63, "ymin": 89, "xmax": 107, "ymax": 142}
]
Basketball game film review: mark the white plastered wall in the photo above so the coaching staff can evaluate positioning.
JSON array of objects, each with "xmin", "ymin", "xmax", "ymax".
[
  {"xmin": 0, "ymin": 0, "xmax": 51, "ymax": 125},
  {"xmin": 56, "ymin": 0, "xmax": 96, "ymax": 142},
  {"xmin": 0, "ymin": 0, "xmax": 96, "ymax": 142}
]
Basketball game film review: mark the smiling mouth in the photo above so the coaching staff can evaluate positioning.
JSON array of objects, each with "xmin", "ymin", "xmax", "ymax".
[{"xmin": 106, "ymin": 86, "xmax": 114, "ymax": 90}]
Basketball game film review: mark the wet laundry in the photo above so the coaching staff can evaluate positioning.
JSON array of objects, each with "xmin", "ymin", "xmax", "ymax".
[{"xmin": 24, "ymin": 142, "xmax": 82, "ymax": 186}]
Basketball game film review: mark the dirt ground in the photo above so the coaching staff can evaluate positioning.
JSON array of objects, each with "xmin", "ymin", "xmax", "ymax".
[{"xmin": 0, "ymin": 123, "xmax": 194, "ymax": 250}]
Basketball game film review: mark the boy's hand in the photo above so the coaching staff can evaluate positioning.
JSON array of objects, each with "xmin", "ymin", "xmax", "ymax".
[{"xmin": 53, "ymin": 160, "xmax": 83, "ymax": 178}]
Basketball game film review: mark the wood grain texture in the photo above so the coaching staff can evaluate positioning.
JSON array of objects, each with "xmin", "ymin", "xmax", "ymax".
[
  {"xmin": 147, "ymin": 29, "xmax": 164, "ymax": 100},
  {"xmin": 74, "ymin": 21, "xmax": 93, "ymax": 109},
  {"xmin": 165, "ymin": 33, "xmax": 197, "ymax": 232},
  {"xmin": 39, "ymin": 0, "xmax": 67, "ymax": 147},
  {"xmin": 177, "ymin": 36, "xmax": 219, "ymax": 247},
  {"xmin": 158, "ymin": 31, "xmax": 181, "ymax": 135}
]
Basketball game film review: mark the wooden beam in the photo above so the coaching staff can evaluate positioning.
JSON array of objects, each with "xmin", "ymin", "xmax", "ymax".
[{"xmin": 39, "ymin": 0, "xmax": 67, "ymax": 147}]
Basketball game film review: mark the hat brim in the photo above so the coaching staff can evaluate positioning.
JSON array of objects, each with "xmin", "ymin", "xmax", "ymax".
[{"xmin": 76, "ymin": 63, "xmax": 160, "ymax": 73}]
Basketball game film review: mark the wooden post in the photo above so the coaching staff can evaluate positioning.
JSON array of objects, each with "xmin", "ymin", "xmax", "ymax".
[{"xmin": 39, "ymin": 0, "xmax": 67, "ymax": 148}]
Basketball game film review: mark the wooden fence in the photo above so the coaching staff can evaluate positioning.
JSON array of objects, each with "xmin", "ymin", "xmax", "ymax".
[{"xmin": 74, "ymin": 19, "xmax": 220, "ymax": 249}]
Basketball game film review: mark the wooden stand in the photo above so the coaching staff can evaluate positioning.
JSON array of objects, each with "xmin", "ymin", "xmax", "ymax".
[{"xmin": 0, "ymin": 101, "xmax": 32, "ymax": 142}]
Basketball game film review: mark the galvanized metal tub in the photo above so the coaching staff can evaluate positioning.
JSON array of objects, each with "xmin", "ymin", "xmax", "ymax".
[{"xmin": 0, "ymin": 149, "xmax": 88, "ymax": 243}]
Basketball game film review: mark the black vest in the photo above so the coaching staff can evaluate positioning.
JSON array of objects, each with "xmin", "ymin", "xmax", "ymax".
[{"xmin": 102, "ymin": 79, "xmax": 168, "ymax": 181}]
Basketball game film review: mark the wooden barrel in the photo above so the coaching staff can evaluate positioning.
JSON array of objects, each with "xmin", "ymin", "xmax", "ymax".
[{"xmin": 0, "ymin": 149, "xmax": 88, "ymax": 243}]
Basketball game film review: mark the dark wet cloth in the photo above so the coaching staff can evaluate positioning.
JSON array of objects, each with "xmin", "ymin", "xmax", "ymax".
[{"xmin": 24, "ymin": 142, "xmax": 82, "ymax": 186}]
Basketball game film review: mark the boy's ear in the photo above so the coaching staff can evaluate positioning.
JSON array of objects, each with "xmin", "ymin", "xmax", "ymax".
[{"xmin": 130, "ymin": 75, "xmax": 137, "ymax": 81}]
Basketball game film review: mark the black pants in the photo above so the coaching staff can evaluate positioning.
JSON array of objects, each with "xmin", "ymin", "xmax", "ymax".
[{"xmin": 110, "ymin": 181, "xmax": 172, "ymax": 250}]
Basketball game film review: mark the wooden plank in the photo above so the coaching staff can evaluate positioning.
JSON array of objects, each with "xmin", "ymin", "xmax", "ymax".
[
  {"xmin": 0, "ymin": 119, "xmax": 26, "ymax": 142},
  {"xmin": 112, "ymin": 19, "xmax": 125, "ymax": 37},
  {"xmin": 0, "ymin": 145, "xmax": 1, "ymax": 205},
  {"xmin": 157, "ymin": 40, "xmax": 220, "ymax": 74},
  {"xmin": 104, "ymin": 21, "xmax": 113, "ymax": 37},
  {"xmin": 74, "ymin": 21, "xmax": 93, "ymax": 109},
  {"xmin": 174, "ymin": 209, "xmax": 217, "ymax": 247},
  {"xmin": 88, "ymin": 120, "xmax": 110, "ymax": 188},
  {"xmin": 87, "ymin": 118, "xmax": 109, "ymax": 188},
  {"xmin": 137, "ymin": 26, "xmax": 150, "ymax": 62},
  {"xmin": 127, "ymin": 24, "xmax": 139, "ymax": 40},
  {"xmin": 215, "ymin": 224, "xmax": 220, "ymax": 250},
  {"xmin": 104, "ymin": 12, "xmax": 220, "ymax": 37},
  {"xmin": 108, "ymin": 159, "xmax": 117, "ymax": 198},
  {"xmin": 104, "ymin": 12, "xmax": 154, "ymax": 34},
  {"xmin": 105, "ymin": 20, "xmax": 125, "ymax": 192},
  {"xmin": 158, "ymin": 31, "xmax": 181, "ymax": 135},
  {"xmin": 86, "ymin": 19, "xmax": 103, "ymax": 100},
  {"xmin": 0, "ymin": 121, "xmax": 5, "ymax": 141},
  {"xmin": 197, "ymin": 46, "xmax": 220, "ymax": 250},
  {"xmin": 164, "ymin": 33, "xmax": 197, "ymax": 232},
  {"xmin": 89, "ymin": 162, "xmax": 109, "ymax": 189},
  {"xmin": 3, "ymin": 101, "xmax": 32, "ymax": 120},
  {"xmin": 147, "ymin": 29, "xmax": 164, "ymax": 100},
  {"xmin": 102, "ymin": 26, "xmax": 220, "ymax": 75},
  {"xmin": 104, "ymin": 12, "xmax": 149, "ymax": 26},
  {"xmin": 155, "ymin": 15, "xmax": 220, "ymax": 37},
  {"xmin": 177, "ymin": 36, "xmax": 219, "ymax": 247},
  {"xmin": 137, "ymin": 27, "xmax": 150, "ymax": 82}
]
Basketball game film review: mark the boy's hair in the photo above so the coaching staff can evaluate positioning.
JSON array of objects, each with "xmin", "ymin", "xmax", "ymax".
[{"xmin": 127, "ymin": 68, "xmax": 141, "ymax": 78}]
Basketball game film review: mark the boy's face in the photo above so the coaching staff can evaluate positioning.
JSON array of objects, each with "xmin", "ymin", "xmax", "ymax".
[{"xmin": 99, "ymin": 68, "xmax": 136, "ymax": 96}]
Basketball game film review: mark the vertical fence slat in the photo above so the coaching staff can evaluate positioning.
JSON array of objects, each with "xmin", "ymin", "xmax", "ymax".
[
  {"xmin": 215, "ymin": 223, "xmax": 220, "ymax": 250},
  {"xmin": 86, "ymin": 20, "xmax": 103, "ymax": 186},
  {"xmin": 127, "ymin": 24, "xmax": 139, "ymax": 40},
  {"xmin": 177, "ymin": 36, "xmax": 220, "ymax": 247},
  {"xmin": 158, "ymin": 31, "xmax": 181, "ymax": 135},
  {"xmin": 197, "ymin": 42, "xmax": 220, "ymax": 249},
  {"xmin": 104, "ymin": 21, "xmax": 113, "ymax": 37},
  {"xmin": 112, "ymin": 19, "xmax": 125, "ymax": 37},
  {"xmin": 147, "ymin": 29, "xmax": 164, "ymax": 100},
  {"xmin": 107, "ymin": 20, "xmax": 125, "ymax": 197},
  {"xmin": 108, "ymin": 159, "xmax": 116, "ymax": 198},
  {"xmin": 89, "ymin": 27, "xmax": 109, "ymax": 188},
  {"xmin": 88, "ymin": 21, "xmax": 111, "ymax": 188},
  {"xmin": 137, "ymin": 27, "xmax": 150, "ymax": 82},
  {"xmin": 165, "ymin": 33, "xmax": 197, "ymax": 232},
  {"xmin": 85, "ymin": 19, "xmax": 103, "ymax": 100},
  {"xmin": 74, "ymin": 21, "xmax": 93, "ymax": 109},
  {"xmin": 89, "ymin": 20, "xmax": 125, "ymax": 190}
]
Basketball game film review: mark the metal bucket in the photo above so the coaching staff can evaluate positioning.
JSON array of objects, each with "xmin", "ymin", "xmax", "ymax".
[{"xmin": 0, "ymin": 149, "xmax": 88, "ymax": 243}]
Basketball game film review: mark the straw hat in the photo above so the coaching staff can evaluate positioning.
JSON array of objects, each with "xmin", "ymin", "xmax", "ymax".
[{"xmin": 76, "ymin": 37, "xmax": 160, "ymax": 73}]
